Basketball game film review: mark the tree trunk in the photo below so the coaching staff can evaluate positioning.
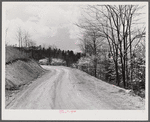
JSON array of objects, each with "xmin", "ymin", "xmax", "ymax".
[
  {"xmin": 129, "ymin": 24, "xmax": 133, "ymax": 88},
  {"xmin": 122, "ymin": 65, "xmax": 126, "ymax": 88},
  {"xmin": 94, "ymin": 59, "xmax": 97, "ymax": 77},
  {"xmin": 115, "ymin": 60, "xmax": 120, "ymax": 86}
]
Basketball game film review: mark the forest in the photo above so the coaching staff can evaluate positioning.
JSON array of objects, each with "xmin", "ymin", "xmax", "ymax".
[{"xmin": 76, "ymin": 5, "xmax": 146, "ymax": 98}]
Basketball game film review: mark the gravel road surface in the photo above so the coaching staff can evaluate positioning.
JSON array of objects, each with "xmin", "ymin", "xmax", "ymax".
[{"xmin": 6, "ymin": 66, "xmax": 145, "ymax": 109}]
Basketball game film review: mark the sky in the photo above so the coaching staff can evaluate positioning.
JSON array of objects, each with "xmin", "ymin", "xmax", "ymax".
[
  {"xmin": 3, "ymin": 2, "xmax": 83, "ymax": 52},
  {"xmin": 3, "ymin": 2, "xmax": 147, "ymax": 53}
]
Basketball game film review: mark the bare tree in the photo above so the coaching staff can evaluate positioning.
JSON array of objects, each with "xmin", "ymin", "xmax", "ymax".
[
  {"xmin": 23, "ymin": 30, "xmax": 31, "ymax": 47},
  {"xmin": 77, "ymin": 25, "xmax": 105, "ymax": 77},
  {"xmin": 77, "ymin": 5, "xmax": 145, "ymax": 88},
  {"xmin": 16, "ymin": 27, "xmax": 23, "ymax": 48},
  {"xmin": 28, "ymin": 39, "xmax": 36, "ymax": 58}
]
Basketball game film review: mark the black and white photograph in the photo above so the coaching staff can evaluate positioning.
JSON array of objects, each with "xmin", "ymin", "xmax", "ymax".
[{"xmin": 2, "ymin": 1, "xmax": 148, "ymax": 120}]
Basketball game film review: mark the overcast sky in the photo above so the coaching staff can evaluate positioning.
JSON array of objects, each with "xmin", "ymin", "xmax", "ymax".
[
  {"xmin": 3, "ymin": 2, "xmax": 84, "ymax": 52},
  {"xmin": 3, "ymin": 2, "xmax": 147, "ymax": 52}
]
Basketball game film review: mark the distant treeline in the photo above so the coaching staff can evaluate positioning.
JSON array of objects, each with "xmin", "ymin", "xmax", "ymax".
[{"xmin": 14, "ymin": 46, "xmax": 82, "ymax": 67}]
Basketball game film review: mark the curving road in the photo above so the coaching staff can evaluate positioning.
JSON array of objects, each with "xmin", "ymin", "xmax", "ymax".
[{"xmin": 6, "ymin": 66, "xmax": 145, "ymax": 109}]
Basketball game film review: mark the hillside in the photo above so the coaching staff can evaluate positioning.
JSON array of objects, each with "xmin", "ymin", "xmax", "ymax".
[
  {"xmin": 5, "ymin": 47, "xmax": 46, "ymax": 104},
  {"xmin": 6, "ymin": 60, "xmax": 45, "ymax": 90}
]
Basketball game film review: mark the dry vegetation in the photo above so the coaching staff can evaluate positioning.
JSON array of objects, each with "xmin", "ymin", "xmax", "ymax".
[{"xmin": 6, "ymin": 46, "xmax": 31, "ymax": 64}]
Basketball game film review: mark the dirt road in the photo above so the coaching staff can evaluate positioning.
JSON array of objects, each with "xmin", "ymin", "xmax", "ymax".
[{"xmin": 6, "ymin": 66, "xmax": 145, "ymax": 109}]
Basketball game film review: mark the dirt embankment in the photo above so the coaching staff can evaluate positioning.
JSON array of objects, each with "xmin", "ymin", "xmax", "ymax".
[
  {"xmin": 5, "ymin": 59, "xmax": 46, "ymax": 103},
  {"xmin": 5, "ymin": 47, "xmax": 46, "ymax": 103},
  {"xmin": 6, "ymin": 59, "xmax": 45, "ymax": 90}
]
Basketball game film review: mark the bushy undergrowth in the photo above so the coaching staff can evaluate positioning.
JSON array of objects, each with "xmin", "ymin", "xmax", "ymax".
[
  {"xmin": 77, "ymin": 56, "xmax": 145, "ymax": 98},
  {"xmin": 6, "ymin": 46, "xmax": 31, "ymax": 63}
]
